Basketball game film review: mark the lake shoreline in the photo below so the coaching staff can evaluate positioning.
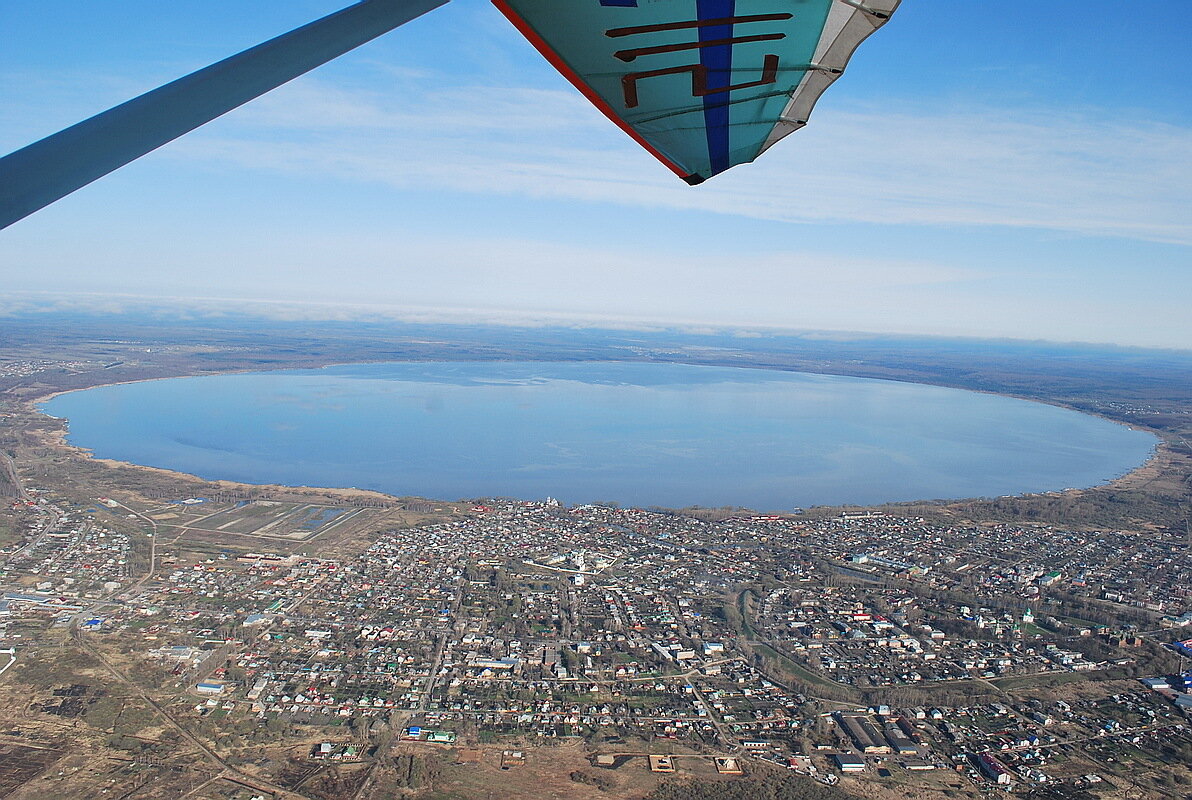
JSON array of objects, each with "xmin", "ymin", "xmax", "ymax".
[{"xmin": 30, "ymin": 360, "xmax": 1162, "ymax": 513}]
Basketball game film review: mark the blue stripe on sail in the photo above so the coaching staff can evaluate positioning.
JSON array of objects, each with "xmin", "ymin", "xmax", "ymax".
[{"xmin": 697, "ymin": 0, "xmax": 734, "ymax": 176}]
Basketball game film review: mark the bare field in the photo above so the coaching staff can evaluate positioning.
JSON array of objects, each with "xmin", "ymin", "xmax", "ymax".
[
  {"xmin": 148, "ymin": 500, "xmax": 370, "ymax": 542},
  {"xmin": 838, "ymin": 770, "xmax": 982, "ymax": 800},
  {"xmin": 0, "ymin": 742, "xmax": 64, "ymax": 797},
  {"xmin": 389, "ymin": 740, "xmax": 744, "ymax": 800},
  {"xmin": 6, "ymin": 752, "xmax": 220, "ymax": 800},
  {"xmin": 137, "ymin": 499, "xmax": 466, "ymax": 563}
]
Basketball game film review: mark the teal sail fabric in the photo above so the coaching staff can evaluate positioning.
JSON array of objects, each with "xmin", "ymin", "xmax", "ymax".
[
  {"xmin": 494, "ymin": 0, "xmax": 898, "ymax": 184},
  {"xmin": 0, "ymin": 0, "xmax": 446, "ymax": 231}
]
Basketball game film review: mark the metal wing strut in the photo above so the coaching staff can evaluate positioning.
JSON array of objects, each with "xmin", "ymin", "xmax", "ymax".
[{"xmin": 0, "ymin": 0, "xmax": 448, "ymax": 231}]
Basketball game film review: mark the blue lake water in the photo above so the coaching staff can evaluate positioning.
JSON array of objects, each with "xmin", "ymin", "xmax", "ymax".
[{"xmin": 41, "ymin": 361, "xmax": 1157, "ymax": 511}]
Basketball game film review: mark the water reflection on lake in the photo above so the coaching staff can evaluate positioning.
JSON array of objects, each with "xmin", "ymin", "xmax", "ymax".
[{"xmin": 41, "ymin": 361, "xmax": 1156, "ymax": 510}]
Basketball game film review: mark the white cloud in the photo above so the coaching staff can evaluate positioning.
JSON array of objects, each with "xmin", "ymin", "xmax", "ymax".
[
  {"xmin": 168, "ymin": 76, "xmax": 1192, "ymax": 245},
  {"xmin": 4, "ymin": 59, "xmax": 1189, "ymax": 348},
  {"xmin": 0, "ymin": 229, "xmax": 983, "ymax": 336}
]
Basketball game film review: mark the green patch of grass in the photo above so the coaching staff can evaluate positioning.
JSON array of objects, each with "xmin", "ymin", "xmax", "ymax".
[
  {"xmin": 19, "ymin": 647, "xmax": 104, "ymax": 690},
  {"xmin": 83, "ymin": 696, "xmax": 123, "ymax": 731},
  {"xmin": 993, "ymin": 671, "xmax": 1094, "ymax": 692},
  {"xmin": 751, "ymin": 642, "xmax": 847, "ymax": 693},
  {"xmin": 736, "ymin": 591, "xmax": 756, "ymax": 639},
  {"xmin": 0, "ymin": 514, "xmax": 21, "ymax": 548},
  {"xmin": 1056, "ymin": 615, "xmax": 1099, "ymax": 629}
]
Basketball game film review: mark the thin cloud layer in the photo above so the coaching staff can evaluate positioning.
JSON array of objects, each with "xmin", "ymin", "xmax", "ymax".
[{"xmin": 171, "ymin": 76, "xmax": 1192, "ymax": 245}]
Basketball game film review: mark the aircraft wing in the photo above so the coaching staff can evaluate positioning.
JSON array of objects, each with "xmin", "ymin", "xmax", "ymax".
[
  {"xmin": 494, "ymin": 0, "xmax": 899, "ymax": 184},
  {"xmin": 0, "ymin": 0, "xmax": 447, "ymax": 231}
]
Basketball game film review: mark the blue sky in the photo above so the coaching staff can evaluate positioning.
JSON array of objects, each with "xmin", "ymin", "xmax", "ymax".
[{"xmin": 1, "ymin": 1, "xmax": 1189, "ymax": 348}]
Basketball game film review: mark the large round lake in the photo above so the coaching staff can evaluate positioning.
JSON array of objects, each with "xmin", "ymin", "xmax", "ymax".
[{"xmin": 42, "ymin": 361, "xmax": 1156, "ymax": 510}]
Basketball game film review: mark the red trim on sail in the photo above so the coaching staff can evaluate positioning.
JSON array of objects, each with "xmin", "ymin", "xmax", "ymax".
[{"xmin": 491, "ymin": 0, "xmax": 696, "ymax": 183}]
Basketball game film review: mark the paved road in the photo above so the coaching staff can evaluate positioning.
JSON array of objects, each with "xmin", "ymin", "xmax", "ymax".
[
  {"xmin": 1, "ymin": 451, "xmax": 30, "ymax": 502},
  {"xmin": 1, "ymin": 452, "xmax": 65, "ymax": 564}
]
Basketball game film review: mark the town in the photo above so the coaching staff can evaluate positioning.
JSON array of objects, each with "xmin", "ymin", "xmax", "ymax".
[{"xmin": 1, "ymin": 486, "xmax": 1189, "ymax": 799}]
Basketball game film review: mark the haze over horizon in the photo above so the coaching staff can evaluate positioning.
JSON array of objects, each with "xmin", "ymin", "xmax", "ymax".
[
  {"xmin": 2, "ymin": 2, "xmax": 1189, "ymax": 349},
  {"xmin": 5, "ymin": 290, "xmax": 1192, "ymax": 357}
]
